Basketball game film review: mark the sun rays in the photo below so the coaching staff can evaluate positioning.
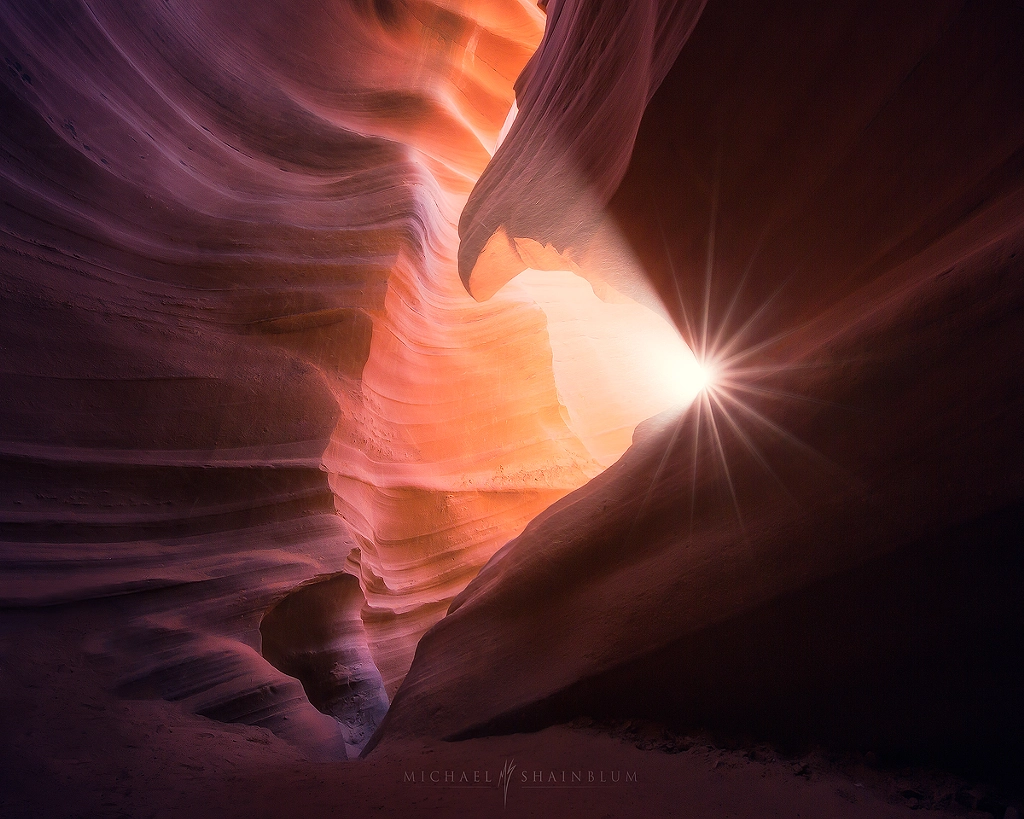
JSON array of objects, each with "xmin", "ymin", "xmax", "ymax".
[{"xmin": 643, "ymin": 208, "xmax": 848, "ymax": 543}]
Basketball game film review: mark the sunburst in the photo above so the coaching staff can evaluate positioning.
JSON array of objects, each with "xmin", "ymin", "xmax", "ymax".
[{"xmin": 644, "ymin": 205, "xmax": 846, "ymax": 542}]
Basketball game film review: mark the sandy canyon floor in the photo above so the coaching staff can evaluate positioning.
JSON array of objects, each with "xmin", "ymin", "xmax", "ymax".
[{"xmin": 1, "ymin": 604, "xmax": 1017, "ymax": 819}]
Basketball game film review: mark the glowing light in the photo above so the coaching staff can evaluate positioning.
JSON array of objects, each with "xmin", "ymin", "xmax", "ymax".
[
  {"xmin": 645, "ymin": 325, "xmax": 711, "ymax": 408},
  {"xmin": 693, "ymin": 360, "xmax": 717, "ymax": 394},
  {"xmin": 500, "ymin": 268, "xmax": 707, "ymax": 467}
]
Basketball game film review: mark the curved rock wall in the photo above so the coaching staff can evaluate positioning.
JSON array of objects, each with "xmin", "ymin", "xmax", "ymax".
[
  {"xmin": 458, "ymin": 0, "xmax": 708, "ymax": 298},
  {"xmin": 378, "ymin": 0, "xmax": 1024, "ymax": 777},
  {"xmin": 1, "ymin": 0, "xmax": 713, "ymax": 756},
  {"xmin": 9, "ymin": 0, "xmax": 1019, "ymax": 776},
  {"xmin": 0, "ymin": 0, "xmax": 567, "ymax": 755}
]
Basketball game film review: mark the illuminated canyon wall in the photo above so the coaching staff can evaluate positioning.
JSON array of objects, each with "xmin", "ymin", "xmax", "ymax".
[
  {"xmin": 2, "ymin": 0, "xmax": 1023, "ymax": 779},
  {"xmin": 0, "ymin": 0, "xmax": 705, "ymax": 757}
]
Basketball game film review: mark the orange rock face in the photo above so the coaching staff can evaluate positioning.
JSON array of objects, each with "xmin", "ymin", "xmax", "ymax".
[
  {"xmin": 4, "ymin": 0, "xmax": 1022, "ymax": 784},
  {"xmin": 328, "ymin": 249, "xmax": 707, "ymax": 693},
  {"xmin": 0, "ymin": 0, "xmax": 713, "ymax": 754}
]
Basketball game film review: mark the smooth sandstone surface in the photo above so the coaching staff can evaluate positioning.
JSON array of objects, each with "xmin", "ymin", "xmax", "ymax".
[
  {"xmin": 380, "ymin": 0, "xmax": 1024, "ymax": 782},
  {"xmin": 1, "ymin": 0, "xmax": 709, "ymax": 764},
  {"xmin": 1, "ymin": 0, "xmax": 1022, "ymax": 810},
  {"xmin": 0, "ymin": 0, "xmax": 557, "ymax": 756}
]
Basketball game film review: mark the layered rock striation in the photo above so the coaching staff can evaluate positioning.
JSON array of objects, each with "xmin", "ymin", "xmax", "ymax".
[
  {"xmin": 1, "ymin": 0, "xmax": 711, "ymax": 758},
  {"xmin": 4, "ymin": 0, "xmax": 1022, "ymax": 779},
  {"xmin": 0, "ymin": 0, "xmax": 575, "ymax": 756}
]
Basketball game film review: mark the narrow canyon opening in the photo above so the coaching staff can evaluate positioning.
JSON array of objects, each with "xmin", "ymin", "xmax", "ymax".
[
  {"xmin": 249, "ymin": 2, "xmax": 716, "ymax": 746},
  {"xmin": 260, "ymin": 572, "xmax": 389, "ymax": 757},
  {"xmin": 4, "ymin": 0, "xmax": 1023, "ymax": 809},
  {"xmin": 259, "ymin": 256, "xmax": 707, "ymax": 751}
]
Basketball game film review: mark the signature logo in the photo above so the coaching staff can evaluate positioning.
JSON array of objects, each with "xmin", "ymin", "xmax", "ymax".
[
  {"xmin": 498, "ymin": 758, "xmax": 516, "ymax": 808},
  {"xmin": 403, "ymin": 758, "xmax": 637, "ymax": 809}
]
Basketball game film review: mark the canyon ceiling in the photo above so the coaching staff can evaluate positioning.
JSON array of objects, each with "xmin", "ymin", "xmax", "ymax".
[{"xmin": 1, "ymin": 0, "xmax": 1022, "ymax": 793}]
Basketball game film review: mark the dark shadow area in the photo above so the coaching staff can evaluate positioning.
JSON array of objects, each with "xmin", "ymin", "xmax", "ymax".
[
  {"xmin": 455, "ymin": 503, "xmax": 1024, "ymax": 791},
  {"xmin": 260, "ymin": 573, "xmax": 389, "ymax": 755}
]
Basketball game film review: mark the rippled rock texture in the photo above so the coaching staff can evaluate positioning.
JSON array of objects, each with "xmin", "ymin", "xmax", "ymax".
[
  {"xmin": 3, "ymin": 0, "xmax": 1023, "ymax": 785},
  {"xmin": 0, "ymin": 0, "xmax": 595, "ymax": 757},
  {"xmin": 1, "ymin": 0, "xmax": 713, "ymax": 760}
]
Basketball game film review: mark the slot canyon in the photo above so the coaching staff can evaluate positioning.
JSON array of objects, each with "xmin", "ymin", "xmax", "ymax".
[{"xmin": 1, "ymin": 0, "xmax": 1022, "ymax": 816}]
